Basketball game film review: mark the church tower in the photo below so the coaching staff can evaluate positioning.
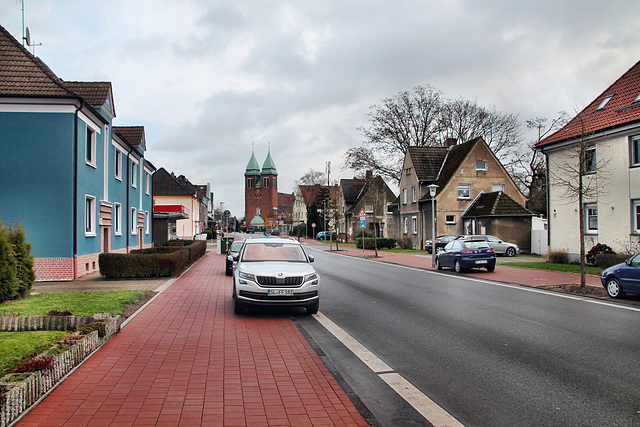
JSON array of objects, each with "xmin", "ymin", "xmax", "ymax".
[{"xmin": 245, "ymin": 145, "xmax": 278, "ymax": 229}]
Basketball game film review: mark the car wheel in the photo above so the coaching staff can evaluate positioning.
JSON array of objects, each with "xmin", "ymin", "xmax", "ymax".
[
  {"xmin": 306, "ymin": 301, "xmax": 319, "ymax": 315},
  {"xmin": 436, "ymin": 257, "xmax": 442, "ymax": 270},
  {"xmin": 605, "ymin": 277, "xmax": 625, "ymax": 299},
  {"xmin": 454, "ymin": 260, "xmax": 462, "ymax": 273},
  {"xmin": 506, "ymin": 247, "xmax": 516, "ymax": 257},
  {"xmin": 487, "ymin": 265, "xmax": 495, "ymax": 272},
  {"xmin": 232, "ymin": 285, "xmax": 245, "ymax": 314}
]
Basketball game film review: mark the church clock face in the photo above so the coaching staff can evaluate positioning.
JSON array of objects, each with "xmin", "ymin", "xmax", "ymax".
[{"xmin": 255, "ymin": 188, "xmax": 262, "ymax": 197}]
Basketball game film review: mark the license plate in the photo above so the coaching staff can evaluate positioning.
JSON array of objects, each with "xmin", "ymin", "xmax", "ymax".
[
  {"xmin": 267, "ymin": 289, "xmax": 294, "ymax": 296},
  {"xmin": 476, "ymin": 260, "xmax": 487, "ymax": 264}
]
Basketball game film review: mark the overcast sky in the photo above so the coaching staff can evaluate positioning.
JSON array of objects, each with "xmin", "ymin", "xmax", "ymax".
[{"xmin": 3, "ymin": 1, "xmax": 639, "ymax": 217}]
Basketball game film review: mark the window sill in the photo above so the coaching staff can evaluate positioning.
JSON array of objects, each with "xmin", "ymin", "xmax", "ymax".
[
  {"xmin": 85, "ymin": 161, "xmax": 96, "ymax": 169},
  {"xmin": 85, "ymin": 232, "xmax": 96, "ymax": 238}
]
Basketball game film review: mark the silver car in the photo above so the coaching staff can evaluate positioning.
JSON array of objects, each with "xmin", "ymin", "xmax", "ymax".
[
  {"xmin": 458, "ymin": 235, "xmax": 519, "ymax": 257},
  {"xmin": 230, "ymin": 237, "xmax": 320, "ymax": 315}
]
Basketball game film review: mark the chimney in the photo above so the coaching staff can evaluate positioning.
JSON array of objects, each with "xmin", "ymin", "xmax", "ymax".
[
  {"xmin": 365, "ymin": 170, "xmax": 373, "ymax": 180},
  {"xmin": 445, "ymin": 138, "xmax": 457, "ymax": 147}
]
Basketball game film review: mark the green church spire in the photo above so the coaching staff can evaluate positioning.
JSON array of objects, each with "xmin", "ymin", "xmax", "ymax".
[
  {"xmin": 245, "ymin": 144, "xmax": 261, "ymax": 177},
  {"xmin": 261, "ymin": 143, "xmax": 278, "ymax": 176}
]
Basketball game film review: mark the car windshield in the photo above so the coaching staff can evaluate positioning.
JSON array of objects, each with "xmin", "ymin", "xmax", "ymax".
[
  {"xmin": 230, "ymin": 241, "xmax": 244, "ymax": 252},
  {"xmin": 242, "ymin": 243, "xmax": 307, "ymax": 262},
  {"xmin": 463, "ymin": 241, "xmax": 491, "ymax": 249}
]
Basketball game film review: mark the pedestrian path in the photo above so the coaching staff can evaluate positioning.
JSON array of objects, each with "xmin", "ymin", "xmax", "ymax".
[{"xmin": 19, "ymin": 252, "xmax": 367, "ymax": 426}]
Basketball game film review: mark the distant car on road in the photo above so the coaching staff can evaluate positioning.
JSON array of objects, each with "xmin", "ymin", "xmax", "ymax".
[
  {"xmin": 230, "ymin": 237, "xmax": 320, "ymax": 315},
  {"xmin": 246, "ymin": 226, "xmax": 255, "ymax": 234},
  {"xmin": 457, "ymin": 234, "xmax": 519, "ymax": 257},
  {"xmin": 225, "ymin": 240, "xmax": 245, "ymax": 276},
  {"xmin": 600, "ymin": 252, "xmax": 640, "ymax": 298},
  {"xmin": 316, "ymin": 231, "xmax": 335, "ymax": 240},
  {"xmin": 436, "ymin": 238, "xmax": 496, "ymax": 273},
  {"xmin": 424, "ymin": 235, "xmax": 458, "ymax": 253}
]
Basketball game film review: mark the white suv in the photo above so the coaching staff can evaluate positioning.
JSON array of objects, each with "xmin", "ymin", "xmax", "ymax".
[{"xmin": 230, "ymin": 237, "xmax": 320, "ymax": 315}]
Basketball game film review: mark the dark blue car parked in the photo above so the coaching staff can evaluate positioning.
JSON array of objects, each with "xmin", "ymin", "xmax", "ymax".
[
  {"xmin": 601, "ymin": 252, "xmax": 640, "ymax": 298},
  {"xmin": 436, "ymin": 238, "xmax": 496, "ymax": 273}
]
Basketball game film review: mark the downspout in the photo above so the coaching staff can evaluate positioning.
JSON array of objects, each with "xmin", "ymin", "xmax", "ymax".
[
  {"xmin": 125, "ymin": 146, "xmax": 133, "ymax": 252},
  {"xmin": 544, "ymin": 150, "xmax": 551, "ymax": 248},
  {"xmin": 73, "ymin": 103, "xmax": 81, "ymax": 279}
]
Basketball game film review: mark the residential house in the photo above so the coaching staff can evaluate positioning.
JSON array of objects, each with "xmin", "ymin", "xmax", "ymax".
[
  {"xmin": 0, "ymin": 25, "xmax": 155, "ymax": 280},
  {"xmin": 394, "ymin": 137, "xmax": 529, "ymax": 250},
  {"xmin": 536, "ymin": 59, "xmax": 640, "ymax": 259},
  {"xmin": 292, "ymin": 184, "xmax": 340, "ymax": 229},
  {"xmin": 277, "ymin": 192, "xmax": 295, "ymax": 233},
  {"xmin": 152, "ymin": 168, "xmax": 209, "ymax": 241},
  {"xmin": 337, "ymin": 173, "xmax": 397, "ymax": 242}
]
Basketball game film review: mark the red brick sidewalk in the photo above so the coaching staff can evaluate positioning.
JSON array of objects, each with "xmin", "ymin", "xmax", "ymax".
[{"xmin": 19, "ymin": 252, "xmax": 367, "ymax": 427}]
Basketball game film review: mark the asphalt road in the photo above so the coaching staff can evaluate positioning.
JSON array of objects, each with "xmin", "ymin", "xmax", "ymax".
[{"xmin": 296, "ymin": 247, "xmax": 640, "ymax": 426}]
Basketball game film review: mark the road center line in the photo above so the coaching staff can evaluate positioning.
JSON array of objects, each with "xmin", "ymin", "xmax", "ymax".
[{"xmin": 313, "ymin": 312, "xmax": 464, "ymax": 427}]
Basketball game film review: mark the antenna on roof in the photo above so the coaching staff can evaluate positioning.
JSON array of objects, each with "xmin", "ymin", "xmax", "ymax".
[
  {"xmin": 25, "ymin": 27, "xmax": 42, "ymax": 56},
  {"xmin": 20, "ymin": 1, "xmax": 42, "ymax": 55}
]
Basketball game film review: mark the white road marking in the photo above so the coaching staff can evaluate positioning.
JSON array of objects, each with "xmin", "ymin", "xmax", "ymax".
[{"xmin": 313, "ymin": 312, "xmax": 464, "ymax": 427}]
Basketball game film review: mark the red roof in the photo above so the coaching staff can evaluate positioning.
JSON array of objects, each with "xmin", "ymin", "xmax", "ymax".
[{"xmin": 536, "ymin": 59, "xmax": 640, "ymax": 147}]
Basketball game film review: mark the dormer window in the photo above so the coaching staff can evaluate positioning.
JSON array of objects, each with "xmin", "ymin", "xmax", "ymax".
[{"xmin": 596, "ymin": 95, "xmax": 613, "ymax": 111}]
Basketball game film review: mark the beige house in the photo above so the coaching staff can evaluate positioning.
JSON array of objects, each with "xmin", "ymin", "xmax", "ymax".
[
  {"xmin": 337, "ymin": 172, "xmax": 396, "ymax": 242},
  {"xmin": 393, "ymin": 137, "xmax": 528, "ymax": 250},
  {"xmin": 536, "ymin": 60, "xmax": 640, "ymax": 259}
]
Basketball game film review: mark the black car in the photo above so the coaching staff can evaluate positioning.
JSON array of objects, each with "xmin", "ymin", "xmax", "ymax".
[
  {"xmin": 225, "ymin": 240, "xmax": 245, "ymax": 276},
  {"xmin": 424, "ymin": 235, "xmax": 458, "ymax": 253}
]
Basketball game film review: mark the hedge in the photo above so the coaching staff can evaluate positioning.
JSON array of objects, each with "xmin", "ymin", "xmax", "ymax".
[
  {"xmin": 0, "ymin": 221, "xmax": 35, "ymax": 303},
  {"xmin": 99, "ymin": 241, "xmax": 206, "ymax": 279},
  {"xmin": 355, "ymin": 237, "xmax": 397, "ymax": 250},
  {"xmin": 595, "ymin": 253, "xmax": 634, "ymax": 269}
]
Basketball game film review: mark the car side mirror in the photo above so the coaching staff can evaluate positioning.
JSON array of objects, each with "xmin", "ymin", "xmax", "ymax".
[{"xmin": 308, "ymin": 255, "xmax": 315, "ymax": 263}]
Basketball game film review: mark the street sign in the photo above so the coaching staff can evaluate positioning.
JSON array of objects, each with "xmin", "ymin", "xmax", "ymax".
[
  {"xmin": 223, "ymin": 210, "xmax": 231, "ymax": 218},
  {"xmin": 312, "ymin": 223, "xmax": 316, "ymax": 228},
  {"xmin": 358, "ymin": 208, "xmax": 367, "ymax": 218},
  {"xmin": 360, "ymin": 219, "xmax": 366, "ymax": 228}
]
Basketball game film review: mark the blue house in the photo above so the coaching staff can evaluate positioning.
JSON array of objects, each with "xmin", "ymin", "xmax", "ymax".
[{"xmin": 0, "ymin": 25, "xmax": 155, "ymax": 280}]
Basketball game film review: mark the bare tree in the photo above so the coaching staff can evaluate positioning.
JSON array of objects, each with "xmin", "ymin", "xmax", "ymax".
[
  {"xmin": 295, "ymin": 169, "xmax": 326, "ymax": 186},
  {"xmin": 346, "ymin": 85, "xmax": 524, "ymax": 184},
  {"xmin": 548, "ymin": 115, "xmax": 610, "ymax": 287}
]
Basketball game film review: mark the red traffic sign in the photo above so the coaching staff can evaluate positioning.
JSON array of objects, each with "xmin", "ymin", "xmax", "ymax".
[
  {"xmin": 312, "ymin": 223, "xmax": 316, "ymax": 228},
  {"xmin": 358, "ymin": 208, "xmax": 367, "ymax": 218}
]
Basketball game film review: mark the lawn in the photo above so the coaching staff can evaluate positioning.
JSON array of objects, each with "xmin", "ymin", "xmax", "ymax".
[
  {"xmin": 0, "ymin": 290, "xmax": 149, "ymax": 377},
  {"xmin": 503, "ymin": 262, "xmax": 603, "ymax": 276}
]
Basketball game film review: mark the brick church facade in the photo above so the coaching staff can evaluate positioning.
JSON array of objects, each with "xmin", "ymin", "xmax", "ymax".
[{"xmin": 245, "ymin": 147, "xmax": 278, "ymax": 230}]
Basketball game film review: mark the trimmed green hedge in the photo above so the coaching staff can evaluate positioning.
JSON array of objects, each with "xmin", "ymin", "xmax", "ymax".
[
  {"xmin": 355, "ymin": 237, "xmax": 397, "ymax": 250},
  {"xmin": 99, "ymin": 241, "xmax": 206, "ymax": 279}
]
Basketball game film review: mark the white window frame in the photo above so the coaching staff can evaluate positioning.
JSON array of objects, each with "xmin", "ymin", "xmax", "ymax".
[
  {"xmin": 145, "ymin": 172, "xmax": 150, "ymax": 195},
  {"xmin": 85, "ymin": 196, "xmax": 96, "ymax": 236},
  {"xmin": 633, "ymin": 200, "xmax": 640, "ymax": 234},
  {"xmin": 411, "ymin": 216, "xmax": 417, "ymax": 234},
  {"xmin": 114, "ymin": 203, "xmax": 122, "ymax": 235},
  {"xmin": 144, "ymin": 211, "xmax": 150, "ymax": 235},
  {"xmin": 114, "ymin": 149, "xmax": 122, "ymax": 181},
  {"xmin": 403, "ymin": 217, "xmax": 408, "ymax": 234},
  {"xmin": 131, "ymin": 207, "xmax": 138, "ymax": 235},
  {"xmin": 584, "ymin": 203, "xmax": 598, "ymax": 234},
  {"xmin": 445, "ymin": 214, "xmax": 456, "ymax": 224},
  {"xmin": 411, "ymin": 186, "xmax": 417, "ymax": 203},
  {"xmin": 403, "ymin": 188, "xmax": 407, "ymax": 204},
  {"xmin": 85, "ymin": 127, "xmax": 96, "ymax": 167},
  {"xmin": 631, "ymin": 135, "xmax": 640, "ymax": 167},
  {"xmin": 131, "ymin": 159, "xmax": 138, "ymax": 188},
  {"xmin": 582, "ymin": 147, "xmax": 596, "ymax": 174},
  {"xmin": 476, "ymin": 160, "xmax": 487, "ymax": 171},
  {"xmin": 492, "ymin": 184, "xmax": 505, "ymax": 193},
  {"xmin": 458, "ymin": 183, "xmax": 471, "ymax": 199},
  {"xmin": 365, "ymin": 203, "xmax": 373, "ymax": 213}
]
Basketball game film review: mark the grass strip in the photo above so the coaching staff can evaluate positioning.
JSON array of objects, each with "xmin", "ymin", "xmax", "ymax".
[
  {"xmin": 503, "ymin": 262, "xmax": 603, "ymax": 276},
  {"xmin": 0, "ymin": 331, "xmax": 69, "ymax": 376}
]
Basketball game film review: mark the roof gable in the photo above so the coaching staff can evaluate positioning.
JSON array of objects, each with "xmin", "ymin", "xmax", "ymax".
[
  {"xmin": 114, "ymin": 126, "xmax": 146, "ymax": 152},
  {"xmin": 152, "ymin": 168, "xmax": 196, "ymax": 197},
  {"xmin": 463, "ymin": 191, "xmax": 532, "ymax": 217},
  {"xmin": 406, "ymin": 146, "xmax": 448, "ymax": 180},
  {"xmin": 537, "ymin": 59, "xmax": 640, "ymax": 147},
  {"xmin": 65, "ymin": 81, "xmax": 115, "ymax": 117}
]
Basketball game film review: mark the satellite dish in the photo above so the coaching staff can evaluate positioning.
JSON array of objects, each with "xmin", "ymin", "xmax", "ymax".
[{"xmin": 25, "ymin": 27, "xmax": 31, "ymax": 46}]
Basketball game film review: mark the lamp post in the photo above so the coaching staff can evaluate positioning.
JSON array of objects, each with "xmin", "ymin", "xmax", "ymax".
[{"xmin": 428, "ymin": 184, "xmax": 439, "ymax": 267}]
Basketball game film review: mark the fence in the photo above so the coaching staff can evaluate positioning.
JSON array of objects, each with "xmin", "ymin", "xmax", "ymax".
[{"xmin": 0, "ymin": 316, "xmax": 120, "ymax": 427}]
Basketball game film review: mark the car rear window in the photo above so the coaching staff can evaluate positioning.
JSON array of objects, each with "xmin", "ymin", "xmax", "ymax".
[
  {"xmin": 463, "ymin": 241, "xmax": 491, "ymax": 249},
  {"xmin": 242, "ymin": 243, "xmax": 307, "ymax": 262}
]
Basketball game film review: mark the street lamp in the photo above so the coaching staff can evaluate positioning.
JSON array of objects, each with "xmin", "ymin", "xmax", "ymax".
[{"xmin": 427, "ymin": 184, "xmax": 439, "ymax": 267}]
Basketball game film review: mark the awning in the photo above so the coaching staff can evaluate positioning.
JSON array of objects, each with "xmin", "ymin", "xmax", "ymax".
[{"xmin": 153, "ymin": 204, "xmax": 190, "ymax": 220}]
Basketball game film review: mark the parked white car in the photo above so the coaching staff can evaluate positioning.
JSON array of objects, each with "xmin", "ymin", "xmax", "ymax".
[
  {"xmin": 457, "ymin": 235, "xmax": 519, "ymax": 257},
  {"xmin": 230, "ymin": 237, "xmax": 320, "ymax": 315}
]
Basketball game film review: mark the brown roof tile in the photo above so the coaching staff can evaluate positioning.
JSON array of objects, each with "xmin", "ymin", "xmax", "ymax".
[
  {"xmin": 114, "ymin": 126, "xmax": 145, "ymax": 148},
  {"xmin": 537, "ymin": 59, "xmax": 640, "ymax": 147},
  {"xmin": 463, "ymin": 191, "xmax": 532, "ymax": 217},
  {"xmin": 64, "ymin": 81, "xmax": 111, "ymax": 107}
]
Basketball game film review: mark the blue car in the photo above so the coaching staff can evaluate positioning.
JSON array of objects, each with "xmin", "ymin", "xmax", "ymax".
[
  {"xmin": 600, "ymin": 252, "xmax": 640, "ymax": 298},
  {"xmin": 316, "ymin": 231, "xmax": 335, "ymax": 240},
  {"xmin": 436, "ymin": 238, "xmax": 496, "ymax": 273}
]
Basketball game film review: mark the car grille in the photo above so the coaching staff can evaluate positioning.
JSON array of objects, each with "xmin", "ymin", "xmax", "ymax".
[
  {"xmin": 239, "ymin": 290, "xmax": 318, "ymax": 301},
  {"xmin": 256, "ymin": 276, "xmax": 304, "ymax": 287}
]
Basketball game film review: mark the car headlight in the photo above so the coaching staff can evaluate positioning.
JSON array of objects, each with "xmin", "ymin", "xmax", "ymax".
[
  {"xmin": 239, "ymin": 271, "xmax": 255, "ymax": 282},
  {"xmin": 304, "ymin": 272, "xmax": 318, "ymax": 282}
]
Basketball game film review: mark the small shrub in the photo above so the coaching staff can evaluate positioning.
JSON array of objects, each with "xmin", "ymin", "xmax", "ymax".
[
  {"xmin": 13, "ymin": 355, "xmax": 54, "ymax": 373},
  {"xmin": 397, "ymin": 237, "xmax": 413, "ymax": 249},
  {"xmin": 47, "ymin": 310, "xmax": 72, "ymax": 316},
  {"xmin": 586, "ymin": 243, "xmax": 615, "ymax": 266},
  {"xmin": 596, "ymin": 253, "xmax": 633, "ymax": 269},
  {"xmin": 77, "ymin": 322, "xmax": 107, "ymax": 338},
  {"xmin": 546, "ymin": 249, "xmax": 569, "ymax": 264},
  {"xmin": 0, "ymin": 311, "xmax": 20, "ymax": 317}
]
